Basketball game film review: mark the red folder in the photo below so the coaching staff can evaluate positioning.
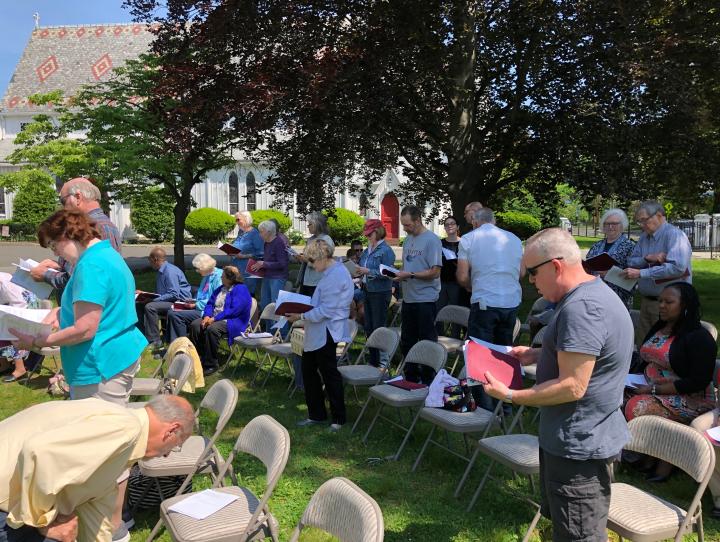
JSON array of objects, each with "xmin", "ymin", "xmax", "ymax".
[
  {"xmin": 246, "ymin": 259, "xmax": 266, "ymax": 277},
  {"xmin": 217, "ymin": 242, "xmax": 241, "ymax": 255},
  {"xmin": 582, "ymin": 253, "xmax": 619, "ymax": 273},
  {"xmin": 275, "ymin": 302, "xmax": 313, "ymax": 316},
  {"xmin": 386, "ymin": 379, "xmax": 428, "ymax": 391},
  {"xmin": 172, "ymin": 300, "xmax": 196, "ymax": 311},
  {"xmin": 464, "ymin": 341, "xmax": 523, "ymax": 389}
]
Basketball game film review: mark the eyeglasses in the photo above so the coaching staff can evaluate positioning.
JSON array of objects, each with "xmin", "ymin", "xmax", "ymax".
[
  {"xmin": 526, "ymin": 257, "xmax": 563, "ymax": 276},
  {"xmin": 59, "ymin": 193, "xmax": 75, "ymax": 205},
  {"xmin": 636, "ymin": 213, "xmax": 657, "ymax": 226},
  {"xmin": 444, "ymin": 222, "xmax": 457, "ymax": 227},
  {"xmin": 603, "ymin": 221, "xmax": 622, "ymax": 227},
  {"xmin": 47, "ymin": 240, "xmax": 57, "ymax": 252}
]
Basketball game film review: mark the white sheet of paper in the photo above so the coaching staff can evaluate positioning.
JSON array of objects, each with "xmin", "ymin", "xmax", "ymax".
[
  {"xmin": 271, "ymin": 316, "xmax": 288, "ymax": 330},
  {"xmin": 467, "ymin": 337, "xmax": 513, "ymax": 354},
  {"xmin": 604, "ymin": 266, "xmax": 637, "ymax": 292},
  {"xmin": 625, "ymin": 374, "xmax": 649, "ymax": 389},
  {"xmin": 167, "ymin": 489, "xmax": 240, "ymax": 520},
  {"xmin": 385, "ymin": 375, "xmax": 403, "ymax": 383},
  {"xmin": 379, "ymin": 263, "xmax": 402, "ymax": 277},
  {"xmin": 0, "ymin": 305, "xmax": 51, "ymax": 341},
  {"xmin": 441, "ymin": 248, "xmax": 457, "ymax": 260},
  {"xmin": 275, "ymin": 290, "xmax": 313, "ymax": 308},
  {"xmin": 9, "ymin": 268, "xmax": 53, "ymax": 300},
  {"xmin": 706, "ymin": 426, "xmax": 720, "ymax": 445},
  {"xmin": 244, "ymin": 332, "xmax": 273, "ymax": 339}
]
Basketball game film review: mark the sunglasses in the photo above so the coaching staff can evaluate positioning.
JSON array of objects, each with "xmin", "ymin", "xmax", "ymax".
[{"xmin": 526, "ymin": 257, "xmax": 563, "ymax": 276}]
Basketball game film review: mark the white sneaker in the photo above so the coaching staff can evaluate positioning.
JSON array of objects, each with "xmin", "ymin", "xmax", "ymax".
[{"xmin": 329, "ymin": 423, "xmax": 343, "ymax": 433}]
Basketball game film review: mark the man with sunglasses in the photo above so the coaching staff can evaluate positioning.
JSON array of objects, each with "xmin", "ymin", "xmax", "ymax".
[
  {"xmin": 0, "ymin": 395, "xmax": 193, "ymax": 542},
  {"xmin": 483, "ymin": 228, "xmax": 633, "ymax": 542},
  {"xmin": 622, "ymin": 200, "xmax": 692, "ymax": 345}
]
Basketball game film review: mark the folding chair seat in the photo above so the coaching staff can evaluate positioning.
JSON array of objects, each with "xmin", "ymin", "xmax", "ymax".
[
  {"xmin": 128, "ymin": 353, "xmax": 194, "ymax": 409},
  {"xmin": 154, "ymin": 414, "xmax": 290, "ymax": 542},
  {"xmin": 352, "ymin": 340, "xmax": 447, "ymax": 461},
  {"xmin": 135, "ymin": 380, "xmax": 238, "ymax": 518},
  {"xmin": 253, "ymin": 319, "xmax": 305, "ymax": 388},
  {"xmin": 289, "ymin": 477, "xmax": 384, "ymax": 542},
  {"xmin": 339, "ymin": 327, "xmax": 400, "ymax": 401},
  {"xmin": 411, "ymin": 367, "xmax": 504, "ymax": 472},
  {"xmin": 607, "ymin": 415, "xmax": 715, "ymax": 542},
  {"xmin": 229, "ymin": 303, "xmax": 282, "ymax": 378},
  {"xmin": 518, "ymin": 297, "xmax": 552, "ymax": 339},
  {"xmin": 434, "ymin": 305, "xmax": 470, "ymax": 374}
]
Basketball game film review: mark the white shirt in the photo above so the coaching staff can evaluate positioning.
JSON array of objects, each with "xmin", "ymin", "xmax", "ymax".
[
  {"xmin": 458, "ymin": 223, "xmax": 523, "ymax": 308},
  {"xmin": 302, "ymin": 261, "xmax": 354, "ymax": 351}
]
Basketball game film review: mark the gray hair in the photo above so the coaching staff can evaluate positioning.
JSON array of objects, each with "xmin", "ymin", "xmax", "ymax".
[
  {"xmin": 600, "ymin": 208, "xmax": 629, "ymax": 230},
  {"xmin": 636, "ymin": 200, "xmax": 665, "ymax": 219},
  {"xmin": 525, "ymin": 228, "xmax": 582, "ymax": 265},
  {"xmin": 192, "ymin": 253, "xmax": 217, "ymax": 273},
  {"xmin": 235, "ymin": 211, "xmax": 253, "ymax": 226},
  {"xmin": 306, "ymin": 211, "xmax": 330, "ymax": 235},
  {"xmin": 473, "ymin": 208, "xmax": 495, "ymax": 225},
  {"xmin": 66, "ymin": 179, "xmax": 102, "ymax": 202},
  {"xmin": 147, "ymin": 395, "xmax": 195, "ymax": 440},
  {"xmin": 305, "ymin": 238, "xmax": 334, "ymax": 261},
  {"xmin": 258, "ymin": 220, "xmax": 276, "ymax": 235}
]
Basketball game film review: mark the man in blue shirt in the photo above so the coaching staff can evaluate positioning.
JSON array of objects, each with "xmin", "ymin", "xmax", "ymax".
[{"xmin": 136, "ymin": 247, "xmax": 191, "ymax": 349}]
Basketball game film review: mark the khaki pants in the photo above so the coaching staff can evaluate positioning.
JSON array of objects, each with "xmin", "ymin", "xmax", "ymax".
[
  {"xmin": 70, "ymin": 358, "xmax": 139, "ymax": 406},
  {"xmin": 690, "ymin": 410, "xmax": 720, "ymax": 508},
  {"xmin": 636, "ymin": 297, "xmax": 659, "ymax": 347}
]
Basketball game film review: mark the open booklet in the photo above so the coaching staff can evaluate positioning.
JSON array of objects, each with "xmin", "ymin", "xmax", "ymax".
[
  {"xmin": 274, "ymin": 290, "xmax": 314, "ymax": 316},
  {"xmin": 11, "ymin": 259, "xmax": 55, "ymax": 299},
  {"xmin": 604, "ymin": 266, "xmax": 638, "ymax": 292},
  {"xmin": 463, "ymin": 337, "xmax": 523, "ymax": 389},
  {"xmin": 0, "ymin": 305, "xmax": 52, "ymax": 341},
  {"xmin": 216, "ymin": 241, "xmax": 241, "ymax": 255},
  {"xmin": 379, "ymin": 263, "xmax": 402, "ymax": 278}
]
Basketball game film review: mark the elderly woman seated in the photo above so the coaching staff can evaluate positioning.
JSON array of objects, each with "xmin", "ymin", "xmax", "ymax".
[
  {"xmin": 0, "ymin": 273, "xmax": 41, "ymax": 383},
  {"xmin": 188, "ymin": 266, "xmax": 252, "ymax": 376},
  {"xmin": 624, "ymin": 282, "xmax": 716, "ymax": 481}
]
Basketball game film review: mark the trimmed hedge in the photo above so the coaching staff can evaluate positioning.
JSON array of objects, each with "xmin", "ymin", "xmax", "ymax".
[
  {"xmin": 250, "ymin": 209, "xmax": 291, "ymax": 233},
  {"xmin": 12, "ymin": 170, "xmax": 58, "ymax": 228},
  {"xmin": 496, "ymin": 211, "xmax": 542, "ymax": 240},
  {"xmin": 185, "ymin": 207, "xmax": 235, "ymax": 243},
  {"xmin": 130, "ymin": 187, "xmax": 175, "ymax": 242},
  {"xmin": 325, "ymin": 208, "xmax": 365, "ymax": 244}
]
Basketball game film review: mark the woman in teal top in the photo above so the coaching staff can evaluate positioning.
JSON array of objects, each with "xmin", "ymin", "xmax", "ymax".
[{"xmin": 11, "ymin": 210, "xmax": 148, "ymax": 403}]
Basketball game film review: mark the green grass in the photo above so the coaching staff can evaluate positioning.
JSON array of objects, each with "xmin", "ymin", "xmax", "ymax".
[
  {"xmin": 573, "ymin": 235, "xmax": 602, "ymax": 250},
  {"xmin": 4, "ymin": 260, "xmax": 720, "ymax": 541}
]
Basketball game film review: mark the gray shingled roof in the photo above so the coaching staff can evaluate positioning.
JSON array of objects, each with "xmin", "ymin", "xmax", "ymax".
[{"xmin": 1, "ymin": 23, "xmax": 153, "ymax": 113}]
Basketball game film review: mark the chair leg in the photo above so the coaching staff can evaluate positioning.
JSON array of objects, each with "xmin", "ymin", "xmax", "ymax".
[
  {"xmin": 146, "ymin": 518, "xmax": 164, "ymax": 542},
  {"xmin": 260, "ymin": 356, "xmax": 280, "ymax": 388},
  {"xmin": 467, "ymin": 460, "xmax": 496, "ymax": 511},
  {"xmin": 698, "ymin": 509, "xmax": 705, "ymax": 542},
  {"xmin": 129, "ymin": 477, "xmax": 153, "ymax": 516},
  {"xmin": 351, "ymin": 396, "xmax": 373, "ymax": 434},
  {"xmin": 412, "ymin": 425, "xmax": 436, "ymax": 472},
  {"xmin": 362, "ymin": 402, "xmax": 384, "ymax": 443},
  {"xmin": 521, "ymin": 506, "xmax": 542, "ymax": 542},
  {"xmin": 455, "ymin": 444, "xmax": 481, "ymax": 497}
]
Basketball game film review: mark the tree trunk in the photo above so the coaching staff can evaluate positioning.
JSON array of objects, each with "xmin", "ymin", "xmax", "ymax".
[{"xmin": 172, "ymin": 191, "xmax": 191, "ymax": 270}]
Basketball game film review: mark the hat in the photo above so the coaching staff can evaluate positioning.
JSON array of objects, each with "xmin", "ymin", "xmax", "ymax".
[{"xmin": 363, "ymin": 219, "xmax": 383, "ymax": 236}]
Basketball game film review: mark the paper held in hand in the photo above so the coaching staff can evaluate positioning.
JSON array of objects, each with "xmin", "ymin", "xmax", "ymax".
[
  {"xmin": 624, "ymin": 374, "xmax": 649, "ymax": 389},
  {"xmin": 463, "ymin": 338, "xmax": 523, "ymax": 389},
  {"xmin": 11, "ymin": 259, "xmax": 55, "ymax": 299},
  {"xmin": 167, "ymin": 489, "xmax": 240, "ymax": 520},
  {"xmin": 274, "ymin": 290, "xmax": 313, "ymax": 316},
  {"xmin": 379, "ymin": 263, "xmax": 402, "ymax": 278},
  {"xmin": 705, "ymin": 426, "xmax": 720, "ymax": 447},
  {"xmin": 216, "ymin": 241, "xmax": 241, "ymax": 255},
  {"xmin": 343, "ymin": 259, "xmax": 360, "ymax": 277},
  {"xmin": 604, "ymin": 266, "xmax": 638, "ymax": 292},
  {"xmin": 441, "ymin": 247, "xmax": 457, "ymax": 261},
  {"xmin": 0, "ymin": 305, "xmax": 51, "ymax": 341}
]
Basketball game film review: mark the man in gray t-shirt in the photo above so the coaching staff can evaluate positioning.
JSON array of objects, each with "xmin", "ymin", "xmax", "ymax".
[
  {"xmin": 394, "ymin": 206, "xmax": 442, "ymax": 383},
  {"xmin": 483, "ymin": 228, "xmax": 633, "ymax": 542}
]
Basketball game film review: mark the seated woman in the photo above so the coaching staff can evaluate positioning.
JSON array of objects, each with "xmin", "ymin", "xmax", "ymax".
[
  {"xmin": 188, "ymin": 266, "xmax": 252, "ymax": 376},
  {"xmin": 287, "ymin": 239, "xmax": 354, "ymax": 431},
  {"xmin": 167, "ymin": 253, "xmax": 223, "ymax": 343},
  {"xmin": 586, "ymin": 208, "xmax": 636, "ymax": 309},
  {"xmin": 624, "ymin": 282, "xmax": 716, "ymax": 480},
  {"xmin": 0, "ymin": 272, "xmax": 41, "ymax": 383}
]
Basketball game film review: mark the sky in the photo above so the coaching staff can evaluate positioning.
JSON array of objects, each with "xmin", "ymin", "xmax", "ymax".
[{"xmin": 0, "ymin": 1, "xmax": 136, "ymax": 95}]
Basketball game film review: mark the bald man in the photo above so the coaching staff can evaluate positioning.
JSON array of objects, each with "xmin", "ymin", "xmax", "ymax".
[{"xmin": 31, "ymin": 178, "xmax": 122, "ymax": 293}]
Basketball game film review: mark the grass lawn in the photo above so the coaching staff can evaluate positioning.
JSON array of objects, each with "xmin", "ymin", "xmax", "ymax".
[{"xmin": 3, "ymin": 258, "xmax": 720, "ymax": 541}]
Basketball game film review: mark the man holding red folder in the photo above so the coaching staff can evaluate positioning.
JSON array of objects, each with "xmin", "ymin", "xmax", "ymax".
[{"xmin": 483, "ymin": 228, "xmax": 633, "ymax": 542}]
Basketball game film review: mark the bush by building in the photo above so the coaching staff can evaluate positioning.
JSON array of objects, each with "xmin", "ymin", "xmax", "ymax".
[
  {"xmin": 496, "ymin": 211, "xmax": 542, "ymax": 240},
  {"xmin": 325, "ymin": 208, "xmax": 365, "ymax": 244},
  {"xmin": 250, "ymin": 209, "xmax": 292, "ymax": 233},
  {"xmin": 11, "ymin": 170, "xmax": 58, "ymax": 228},
  {"xmin": 130, "ymin": 187, "xmax": 175, "ymax": 242},
  {"xmin": 185, "ymin": 207, "xmax": 235, "ymax": 243}
]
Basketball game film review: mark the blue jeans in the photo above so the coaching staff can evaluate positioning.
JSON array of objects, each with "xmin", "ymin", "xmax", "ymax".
[
  {"xmin": 167, "ymin": 309, "xmax": 201, "ymax": 343},
  {"xmin": 0, "ymin": 511, "xmax": 51, "ymax": 542},
  {"xmin": 364, "ymin": 290, "xmax": 392, "ymax": 367},
  {"xmin": 244, "ymin": 276, "xmax": 259, "ymax": 296},
  {"xmin": 261, "ymin": 277, "xmax": 288, "ymax": 335}
]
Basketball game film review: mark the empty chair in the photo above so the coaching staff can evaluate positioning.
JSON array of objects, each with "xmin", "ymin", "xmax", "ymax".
[
  {"xmin": 434, "ymin": 305, "xmax": 470, "ymax": 374},
  {"xmin": 253, "ymin": 319, "xmax": 305, "ymax": 388},
  {"xmin": 607, "ymin": 415, "xmax": 715, "ymax": 542},
  {"xmin": 228, "ymin": 302, "xmax": 282, "ymax": 377},
  {"xmin": 128, "ymin": 353, "xmax": 194, "ymax": 409},
  {"xmin": 339, "ymin": 327, "xmax": 401, "ymax": 401},
  {"xmin": 137, "ymin": 380, "xmax": 238, "ymax": 521},
  {"xmin": 155, "ymin": 414, "xmax": 291, "ymax": 542},
  {"xmin": 289, "ymin": 477, "xmax": 384, "ymax": 542},
  {"xmin": 352, "ymin": 340, "xmax": 447, "ymax": 461}
]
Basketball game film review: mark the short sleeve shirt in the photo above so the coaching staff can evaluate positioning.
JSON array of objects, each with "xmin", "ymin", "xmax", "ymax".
[
  {"xmin": 59, "ymin": 240, "xmax": 148, "ymax": 385},
  {"xmin": 536, "ymin": 278, "xmax": 634, "ymax": 460},
  {"xmin": 401, "ymin": 229, "xmax": 442, "ymax": 303}
]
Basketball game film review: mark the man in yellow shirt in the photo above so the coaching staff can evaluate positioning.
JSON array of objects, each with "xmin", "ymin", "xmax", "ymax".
[{"xmin": 0, "ymin": 395, "xmax": 194, "ymax": 542}]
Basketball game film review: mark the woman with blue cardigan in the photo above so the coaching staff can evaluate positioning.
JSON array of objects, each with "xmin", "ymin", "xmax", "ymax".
[
  {"xmin": 356, "ymin": 219, "xmax": 396, "ymax": 368},
  {"xmin": 188, "ymin": 266, "xmax": 252, "ymax": 376}
]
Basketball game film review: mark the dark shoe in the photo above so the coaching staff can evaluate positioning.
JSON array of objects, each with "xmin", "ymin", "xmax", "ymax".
[
  {"xmin": 3, "ymin": 373, "xmax": 24, "ymax": 383},
  {"xmin": 150, "ymin": 340, "xmax": 164, "ymax": 352},
  {"xmin": 203, "ymin": 366, "xmax": 219, "ymax": 377},
  {"xmin": 646, "ymin": 465, "xmax": 676, "ymax": 483},
  {"xmin": 711, "ymin": 507, "xmax": 720, "ymax": 519}
]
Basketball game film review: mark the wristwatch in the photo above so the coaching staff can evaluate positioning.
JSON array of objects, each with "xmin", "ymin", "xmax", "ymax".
[
  {"xmin": 410, "ymin": 272, "xmax": 416, "ymax": 279},
  {"xmin": 651, "ymin": 385, "xmax": 656, "ymax": 396},
  {"xmin": 505, "ymin": 390, "xmax": 513, "ymax": 403}
]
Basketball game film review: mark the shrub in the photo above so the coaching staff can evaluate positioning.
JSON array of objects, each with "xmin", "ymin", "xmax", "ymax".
[
  {"xmin": 11, "ymin": 170, "xmax": 58, "ymax": 228},
  {"xmin": 496, "ymin": 211, "xmax": 542, "ymax": 240},
  {"xmin": 185, "ymin": 207, "xmax": 235, "ymax": 243},
  {"xmin": 250, "ymin": 209, "xmax": 291, "ymax": 233},
  {"xmin": 130, "ymin": 187, "xmax": 175, "ymax": 242},
  {"xmin": 286, "ymin": 228, "xmax": 305, "ymax": 246},
  {"xmin": 325, "ymin": 208, "xmax": 365, "ymax": 244}
]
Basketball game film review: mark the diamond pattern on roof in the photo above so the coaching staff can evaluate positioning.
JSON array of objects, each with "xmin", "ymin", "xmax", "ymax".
[
  {"xmin": 36, "ymin": 56, "xmax": 59, "ymax": 83},
  {"xmin": 76, "ymin": 28, "xmax": 86, "ymax": 38},
  {"xmin": 58, "ymin": 28, "xmax": 68, "ymax": 38},
  {"xmin": 91, "ymin": 54, "xmax": 113, "ymax": 80}
]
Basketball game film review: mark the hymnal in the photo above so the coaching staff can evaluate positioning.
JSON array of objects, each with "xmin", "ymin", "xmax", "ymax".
[
  {"xmin": 216, "ymin": 242, "xmax": 241, "ymax": 255},
  {"xmin": 135, "ymin": 291, "xmax": 160, "ymax": 304},
  {"xmin": 464, "ymin": 339, "xmax": 523, "ymax": 389},
  {"xmin": 275, "ymin": 290, "xmax": 314, "ymax": 316},
  {"xmin": 379, "ymin": 264, "xmax": 402, "ymax": 278},
  {"xmin": 582, "ymin": 253, "xmax": 619, "ymax": 273}
]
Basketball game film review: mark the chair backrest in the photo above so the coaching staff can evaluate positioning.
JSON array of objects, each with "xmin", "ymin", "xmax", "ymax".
[
  {"xmin": 259, "ymin": 302, "xmax": 282, "ymax": 322},
  {"xmin": 165, "ymin": 353, "xmax": 194, "ymax": 395},
  {"xmin": 531, "ymin": 326, "xmax": 546, "ymax": 347},
  {"xmin": 337, "ymin": 320, "xmax": 359, "ymax": 363},
  {"xmin": 388, "ymin": 299, "xmax": 402, "ymax": 327},
  {"xmin": 289, "ymin": 477, "xmax": 384, "ymax": 542},
  {"xmin": 402, "ymin": 340, "xmax": 447, "ymax": 373},
  {"xmin": 199, "ymin": 379, "xmax": 239, "ymax": 435},
  {"xmin": 701, "ymin": 320, "xmax": 718, "ymax": 341},
  {"xmin": 625, "ymin": 415, "xmax": 715, "ymax": 483},
  {"xmin": 246, "ymin": 298, "xmax": 260, "ymax": 332},
  {"xmin": 512, "ymin": 317, "xmax": 521, "ymax": 343},
  {"xmin": 435, "ymin": 305, "xmax": 470, "ymax": 329},
  {"xmin": 359, "ymin": 327, "xmax": 400, "ymax": 364}
]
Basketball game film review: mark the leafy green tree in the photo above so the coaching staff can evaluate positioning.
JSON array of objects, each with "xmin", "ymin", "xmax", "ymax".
[
  {"xmin": 1, "ymin": 169, "xmax": 58, "ymax": 227},
  {"xmin": 130, "ymin": 187, "xmax": 175, "ymax": 242}
]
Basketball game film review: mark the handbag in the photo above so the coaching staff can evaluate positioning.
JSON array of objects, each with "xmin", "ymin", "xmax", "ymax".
[
  {"xmin": 290, "ymin": 328, "xmax": 305, "ymax": 356},
  {"xmin": 442, "ymin": 379, "xmax": 477, "ymax": 412}
]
